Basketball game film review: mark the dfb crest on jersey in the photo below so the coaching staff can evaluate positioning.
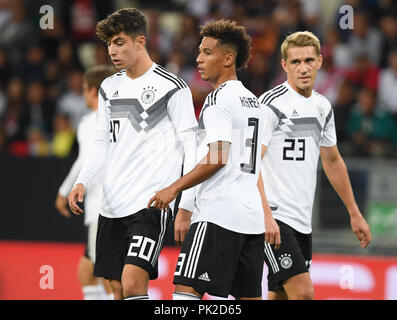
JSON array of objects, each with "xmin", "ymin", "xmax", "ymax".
[
  {"xmin": 141, "ymin": 86, "xmax": 156, "ymax": 104},
  {"xmin": 279, "ymin": 253, "xmax": 293, "ymax": 269},
  {"xmin": 317, "ymin": 105, "xmax": 325, "ymax": 122}
]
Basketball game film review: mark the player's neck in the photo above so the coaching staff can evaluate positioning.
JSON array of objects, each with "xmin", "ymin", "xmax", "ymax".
[
  {"xmin": 287, "ymin": 79, "xmax": 313, "ymax": 98},
  {"xmin": 211, "ymin": 71, "xmax": 238, "ymax": 89},
  {"xmin": 125, "ymin": 53, "xmax": 153, "ymax": 80}
]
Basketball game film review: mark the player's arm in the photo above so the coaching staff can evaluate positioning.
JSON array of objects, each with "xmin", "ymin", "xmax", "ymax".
[
  {"xmin": 68, "ymin": 88, "xmax": 109, "ymax": 215},
  {"xmin": 147, "ymin": 141, "xmax": 230, "ymax": 211},
  {"xmin": 149, "ymin": 95, "xmax": 233, "ymax": 211},
  {"xmin": 258, "ymin": 106, "xmax": 281, "ymax": 248},
  {"xmin": 56, "ymin": 156, "xmax": 83, "ymax": 218},
  {"xmin": 167, "ymin": 86, "xmax": 198, "ymax": 244},
  {"xmin": 259, "ymin": 145, "xmax": 281, "ymax": 249},
  {"xmin": 320, "ymin": 145, "xmax": 372, "ymax": 248},
  {"xmin": 172, "ymin": 128, "xmax": 195, "ymax": 245},
  {"xmin": 56, "ymin": 123, "xmax": 87, "ymax": 218},
  {"xmin": 55, "ymin": 193, "xmax": 71, "ymax": 218}
]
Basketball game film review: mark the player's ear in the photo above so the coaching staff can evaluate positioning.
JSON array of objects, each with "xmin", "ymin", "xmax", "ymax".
[
  {"xmin": 280, "ymin": 59, "xmax": 288, "ymax": 73},
  {"xmin": 135, "ymin": 35, "xmax": 147, "ymax": 50},
  {"xmin": 224, "ymin": 52, "xmax": 235, "ymax": 69}
]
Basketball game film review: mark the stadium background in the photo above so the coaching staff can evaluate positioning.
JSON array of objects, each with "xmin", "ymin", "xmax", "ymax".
[{"xmin": 1, "ymin": 0, "xmax": 397, "ymax": 300}]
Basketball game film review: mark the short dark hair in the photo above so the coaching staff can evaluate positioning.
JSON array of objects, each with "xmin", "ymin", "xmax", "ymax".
[
  {"xmin": 199, "ymin": 19, "xmax": 252, "ymax": 70},
  {"xmin": 96, "ymin": 8, "xmax": 147, "ymax": 43},
  {"xmin": 84, "ymin": 65, "xmax": 116, "ymax": 90}
]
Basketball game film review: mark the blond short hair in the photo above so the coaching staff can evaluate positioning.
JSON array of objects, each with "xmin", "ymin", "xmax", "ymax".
[{"xmin": 280, "ymin": 31, "xmax": 321, "ymax": 60}]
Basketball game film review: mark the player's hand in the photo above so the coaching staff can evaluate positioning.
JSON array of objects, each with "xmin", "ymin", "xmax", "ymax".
[
  {"xmin": 350, "ymin": 212, "xmax": 372, "ymax": 248},
  {"xmin": 265, "ymin": 214, "xmax": 281, "ymax": 250},
  {"xmin": 147, "ymin": 186, "xmax": 179, "ymax": 211},
  {"xmin": 68, "ymin": 183, "xmax": 86, "ymax": 215},
  {"xmin": 174, "ymin": 208, "xmax": 192, "ymax": 246},
  {"xmin": 55, "ymin": 193, "xmax": 71, "ymax": 218}
]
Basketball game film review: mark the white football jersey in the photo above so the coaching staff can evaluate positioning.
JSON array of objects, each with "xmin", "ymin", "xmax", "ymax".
[
  {"xmin": 59, "ymin": 111, "xmax": 103, "ymax": 225},
  {"xmin": 76, "ymin": 63, "xmax": 198, "ymax": 218},
  {"xmin": 191, "ymin": 80, "xmax": 265, "ymax": 235},
  {"xmin": 259, "ymin": 81, "xmax": 337, "ymax": 234}
]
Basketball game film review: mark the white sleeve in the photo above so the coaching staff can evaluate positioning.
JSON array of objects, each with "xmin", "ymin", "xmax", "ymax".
[
  {"xmin": 320, "ymin": 107, "xmax": 337, "ymax": 147},
  {"xmin": 168, "ymin": 87, "xmax": 198, "ymax": 212},
  {"xmin": 261, "ymin": 104, "xmax": 278, "ymax": 147},
  {"xmin": 175, "ymin": 128, "xmax": 197, "ymax": 212},
  {"xmin": 203, "ymin": 103, "xmax": 233, "ymax": 145},
  {"xmin": 75, "ymin": 88, "xmax": 109, "ymax": 188},
  {"xmin": 167, "ymin": 87, "xmax": 198, "ymax": 132},
  {"xmin": 59, "ymin": 124, "xmax": 85, "ymax": 196}
]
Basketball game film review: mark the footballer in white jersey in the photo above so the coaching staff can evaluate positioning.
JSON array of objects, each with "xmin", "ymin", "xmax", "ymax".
[
  {"xmin": 192, "ymin": 80, "xmax": 265, "ymax": 235},
  {"xmin": 77, "ymin": 63, "xmax": 197, "ymax": 218},
  {"xmin": 58, "ymin": 111, "xmax": 104, "ymax": 226},
  {"xmin": 76, "ymin": 63, "xmax": 198, "ymax": 284},
  {"xmin": 68, "ymin": 8, "xmax": 197, "ymax": 300},
  {"xmin": 57, "ymin": 65, "xmax": 115, "ymax": 300},
  {"xmin": 259, "ymin": 31, "xmax": 371, "ymax": 300},
  {"xmin": 148, "ymin": 19, "xmax": 277, "ymax": 300},
  {"xmin": 260, "ymin": 80, "xmax": 336, "ymax": 234}
]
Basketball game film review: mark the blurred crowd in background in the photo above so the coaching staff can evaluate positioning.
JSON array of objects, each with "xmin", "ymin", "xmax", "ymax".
[{"xmin": 0, "ymin": 0, "xmax": 397, "ymax": 158}]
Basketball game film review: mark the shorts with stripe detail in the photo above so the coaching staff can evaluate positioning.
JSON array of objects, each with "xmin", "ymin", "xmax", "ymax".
[
  {"xmin": 83, "ymin": 219, "xmax": 99, "ymax": 263},
  {"xmin": 94, "ymin": 207, "xmax": 171, "ymax": 281},
  {"xmin": 173, "ymin": 221, "xmax": 265, "ymax": 298},
  {"xmin": 264, "ymin": 219, "xmax": 312, "ymax": 292}
]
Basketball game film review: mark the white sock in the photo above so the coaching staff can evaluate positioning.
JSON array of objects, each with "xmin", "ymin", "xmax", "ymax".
[
  {"xmin": 172, "ymin": 292, "xmax": 201, "ymax": 300},
  {"xmin": 82, "ymin": 284, "xmax": 107, "ymax": 300},
  {"xmin": 124, "ymin": 294, "xmax": 149, "ymax": 300},
  {"xmin": 106, "ymin": 292, "xmax": 115, "ymax": 300}
]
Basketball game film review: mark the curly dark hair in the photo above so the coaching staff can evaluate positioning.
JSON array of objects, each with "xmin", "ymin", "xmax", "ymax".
[
  {"xmin": 96, "ymin": 8, "xmax": 147, "ymax": 43},
  {"xmin": 199, "ymin": 19, "xmax": 252, "ymax": 70}
]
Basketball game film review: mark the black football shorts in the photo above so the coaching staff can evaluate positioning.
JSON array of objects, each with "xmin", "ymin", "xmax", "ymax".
[
  {"xmin": 94, "ymin": 207, "xmax": 172, "ymax": 281},
  {"xmin": 173, "ymin": 221, "xmax": 265, "ymax": 298},
  {"xmin": 264, "ymin": 219, "xmax": 312, "ymax": 292}
]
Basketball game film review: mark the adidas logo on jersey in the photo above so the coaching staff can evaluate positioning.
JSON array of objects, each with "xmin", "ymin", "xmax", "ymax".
[
  {"xmin": 198, "ymin": 272, "xmax": 210, "ymax": 282},
  {"xmin": 291, "ymin": 109, "xmax": 299, "ymax": 117},
  {"xmin": 112, "ymin": 90, "xmax": 119, "ymax": 97}
]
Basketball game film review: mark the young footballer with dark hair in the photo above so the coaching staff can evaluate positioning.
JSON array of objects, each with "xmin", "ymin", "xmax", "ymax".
[
  {"xmin": 148, "ymin": 19, "xmax": 279, "ymax": 300},
  {"xmin": 68, "ymin": 8, "xmax": 198, "ymax": 300}
]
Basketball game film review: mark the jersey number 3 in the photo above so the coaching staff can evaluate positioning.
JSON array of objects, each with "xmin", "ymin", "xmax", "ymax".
[{"xmin": 241, "ymin": 117, "xmax": 259, "ymax": 174}]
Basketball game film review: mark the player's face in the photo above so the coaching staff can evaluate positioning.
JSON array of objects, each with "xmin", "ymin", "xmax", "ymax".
[
  {"xmin": 107, "ymin": 32, "xmax": 143, "ymax": 70},
  {"xmin": 281, "ymin": 46, "xmax": 322, "ymax": 96},
  {"xmin": 196, "ymin": 37, "xmax": 227, "ymax": 84}
]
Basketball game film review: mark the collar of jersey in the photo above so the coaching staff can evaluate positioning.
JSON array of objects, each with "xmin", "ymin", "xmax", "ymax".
[
  {"xmin": 217, "ymin": 79, "xmax": 241, "ymax": 88},
  {"xmin": 124, "ymin": 62, "xmax": 157, "ymax": 82},
  {"xmin": 284, "ymin": 80, "xmax": 314, "ymax": 100}
]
